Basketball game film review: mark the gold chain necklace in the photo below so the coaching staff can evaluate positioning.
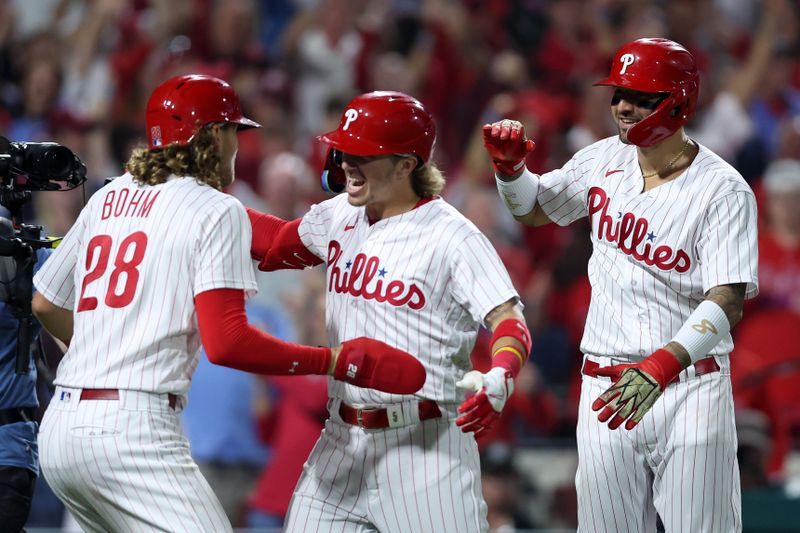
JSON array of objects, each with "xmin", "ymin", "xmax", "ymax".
[{"xmin": 641, "ymin": 138, "xmax": 692, "ymax": 179}]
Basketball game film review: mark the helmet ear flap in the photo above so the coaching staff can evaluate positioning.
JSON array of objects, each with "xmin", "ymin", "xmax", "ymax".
[
  {"xmin": 626, "ymin": 95, "xmax": 681, "ymax": 147},
  {"xmin": 321, "ymin": 148, "xmax": 346, "ymax": 194}
]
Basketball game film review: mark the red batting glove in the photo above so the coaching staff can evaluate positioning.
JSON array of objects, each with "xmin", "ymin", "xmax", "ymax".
[
  {"xmin": 333, "ymin": 337, "xmax": 426, "ymax": 394},
  {"xmin": 482, "ymin": 120, "xmax": 536, "ymax": 177},
  {"xmin": 455, "ymin": 368, "xmax": 514, "ymax": 438},
  {"xmin": 591, "ymin": 349, "xmax": 684, "ymax": 430},
  {"xmin": 592, "ymin": 363, "xmax": 637, "ymax": 382}
]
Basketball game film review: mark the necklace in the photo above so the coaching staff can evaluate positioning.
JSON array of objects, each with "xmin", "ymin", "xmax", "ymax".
[{"xmin": 641, "ymin": 138, "xmax": 692, "ymax": 179}]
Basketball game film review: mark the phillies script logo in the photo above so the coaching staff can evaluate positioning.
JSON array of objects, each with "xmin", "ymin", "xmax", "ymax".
[
  {"xmin": 588, "ymin": 187, "xmax": 691, "ymax": 273},
  {"xmin": 327, "ymin": 240, "xmax": 426, "ymax": 309}
]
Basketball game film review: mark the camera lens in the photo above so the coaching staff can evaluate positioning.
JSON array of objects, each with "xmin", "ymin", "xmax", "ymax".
[{"xmin": 24, "ymin": 144, "xmax": 73, "ymax": 179}]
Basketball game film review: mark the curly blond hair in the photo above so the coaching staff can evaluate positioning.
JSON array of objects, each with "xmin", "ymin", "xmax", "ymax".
[
  {"xmin": 126, "ymin": 127, "xmax": 226, "ymax": 190},
  {"xmin": 410, "ymin": 162, "xmax": 446, "ymax": 197}
]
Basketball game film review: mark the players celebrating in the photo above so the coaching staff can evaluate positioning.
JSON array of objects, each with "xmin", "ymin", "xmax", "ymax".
[
  {"xmin": 247, "ymin": 91, "xmax": 532, "ymax": 532},
  {"xmin": 485, "ymin": 38, "xmax": 758, "ymax": 532},
  {"xmin": 30, "ymin": 75, "xmax": 425, "ymax": 533}
]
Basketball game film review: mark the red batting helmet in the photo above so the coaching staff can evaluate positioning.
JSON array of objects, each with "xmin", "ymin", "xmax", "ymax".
[
  {"xmin": 146, "ymin": 74, "xmax": 260, "ymax": 149},
  {"xmin": 317, "ymin": 91, "xmax": 436, "ymax": 193},
  {"xmin": 594, "ymin": 38, "xmax": 699, "ymax": 147}
]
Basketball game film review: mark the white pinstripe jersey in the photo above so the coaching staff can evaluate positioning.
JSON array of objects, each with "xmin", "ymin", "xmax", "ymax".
[
  {"xmin": 33, "ymin": 173, "xmax": 258, "ymax": 395},
  {"xmin": 538, "ymin": 137, "xmax": 758, "ymax": 360},
  {"xmin": 298, "ymin": 194, "xmax": 519, "ymax": 405}
]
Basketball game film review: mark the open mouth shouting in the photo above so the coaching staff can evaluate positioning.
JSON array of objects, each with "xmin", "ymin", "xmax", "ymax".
[{"xmin": 346, "ymin": 174, "xmax": 367, "ymax": 196}]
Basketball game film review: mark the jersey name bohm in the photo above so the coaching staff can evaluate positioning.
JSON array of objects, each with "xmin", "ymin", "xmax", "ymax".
[
  {"xmin": 327, "ymin": 240, "xmax": 426, "ymax": 310},
  {"xmin": 100, "ymin": 188, "xmax": 161, "ymax": 220},
  {"xmin": 588, "ymin": 186, "xmax": 691, "ymax": 273}
]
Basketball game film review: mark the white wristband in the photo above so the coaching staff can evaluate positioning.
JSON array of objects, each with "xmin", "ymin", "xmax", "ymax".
[
  {"xmin": 495, "ymin": 168, "xmax": 540, "ymax": 217},
  {"xmin": 671, "ymin": 300, "xmax": 731, "ymax": 363}
]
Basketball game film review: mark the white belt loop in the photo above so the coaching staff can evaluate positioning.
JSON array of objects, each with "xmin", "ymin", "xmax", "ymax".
[
  {"xmin": 386, "ymin": 404, "xmax": 405, "ymax": 428},
  {"xmin": 403, "ymin": 400, "xmax": 422, "ymax": 425},
  {"xmin": 327, "ymin": 397, "xmax": 342, "ymax": 423}
]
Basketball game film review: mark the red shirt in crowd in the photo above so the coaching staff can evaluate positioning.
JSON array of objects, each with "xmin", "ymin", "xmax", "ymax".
[
  {"xmin": 755, "ymin": 232, "xmax": 800, "ymax": 313},
  {"xmin": 247, "ymin": 375, "xmax": 328, "ymax": 518}
]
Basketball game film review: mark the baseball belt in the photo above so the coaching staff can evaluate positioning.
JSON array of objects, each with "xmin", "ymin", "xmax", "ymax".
[
  {"xmin": 80, "ymin": 388, "xmax": 180, "ymax": 410},
  {"xmin": 339, "ymin": 400, "xmax": 442, "ymax": 429},
  {"xmin": 582, "ymin": 356, "xmax": 720, "ymax": 385}
]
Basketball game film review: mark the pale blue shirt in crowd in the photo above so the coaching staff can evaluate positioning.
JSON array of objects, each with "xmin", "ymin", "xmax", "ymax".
[{"xmin": 182, "ymin": 300, "xmax": 296, "ymax": 465}]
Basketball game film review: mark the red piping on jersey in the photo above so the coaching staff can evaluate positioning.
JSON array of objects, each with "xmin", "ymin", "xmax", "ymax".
[
  {"xmin": 196, "ymin": 288, "xmax": 330, "ymax": 375},
  {"xmin": 367, "ymin": 195, "xmax": 440, "ymax": 225},
  {"xmin": 415, "ymin": 195, "xmax": 438, "ymax": 208}
]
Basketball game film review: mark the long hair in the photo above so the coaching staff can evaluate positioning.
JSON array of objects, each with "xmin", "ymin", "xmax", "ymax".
[
  {"xmin": 126, "ymin": 127, "xmax": 225, "ymax": 190},
  {"xmin": 410, "ymin": 161, "xmax": 446, "ymax": 197}
]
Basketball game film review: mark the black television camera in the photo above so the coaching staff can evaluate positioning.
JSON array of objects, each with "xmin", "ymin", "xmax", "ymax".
[{"xmin": 0, "ymin": 136, "xmax": 86, "ymax": 374}]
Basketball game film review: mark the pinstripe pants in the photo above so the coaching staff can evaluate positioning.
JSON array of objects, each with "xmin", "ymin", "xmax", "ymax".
[
  {"xmin": 576, "ymin": 356, "xmax": 742, "ymax": 533},
  {"xmin": 40, "ymin": 387, "xmax": 232, "ymax": 533},
  {"xmin": 286, "ymin": 399, "xmax": 488, "ymax": 533}
]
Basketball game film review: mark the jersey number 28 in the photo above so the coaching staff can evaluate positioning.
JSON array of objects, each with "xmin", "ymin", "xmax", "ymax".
[{"xmin": 77, "ymin": 232, "xmax": 148, "ymax": 312}]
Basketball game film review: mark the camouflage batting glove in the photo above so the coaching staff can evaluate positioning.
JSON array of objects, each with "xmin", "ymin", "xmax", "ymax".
[
  {"xmin": 455, "ymin": 367, "xmax": 514, "ymax": 438},
  {"xmin": 591, "ymin": 349, "xmax": 684, "ymax": 430}
]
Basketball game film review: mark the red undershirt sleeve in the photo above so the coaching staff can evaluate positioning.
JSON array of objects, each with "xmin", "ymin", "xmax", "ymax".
[
  {"xmin": 246, "ymin": 208, "xmax": 323, "ymax": 271},
  {"xmin": 247, "ymin": 208, "xmax": 288, "ymax": 259},
  {"xmin": 195, "ymin": 288, "xmax": 330, "ymax": 375}
]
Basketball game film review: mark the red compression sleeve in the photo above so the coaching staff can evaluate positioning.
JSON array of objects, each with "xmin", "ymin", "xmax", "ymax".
[
  {"xmin": 246, "ymin": 208, "xmax": 323, "ymax": 271},
  {"xmin": 247, "ymin": 208, "xmax": 289, "ymax": 260},
  {"xmin": 195, "ymin": 288, "xmax": 331, "ymax": 375}
]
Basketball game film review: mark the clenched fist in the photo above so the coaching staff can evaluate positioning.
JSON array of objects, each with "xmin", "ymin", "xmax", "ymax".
[{"xmin": 482, "ymin": 120, "xmax": 536, "ymax": 179}]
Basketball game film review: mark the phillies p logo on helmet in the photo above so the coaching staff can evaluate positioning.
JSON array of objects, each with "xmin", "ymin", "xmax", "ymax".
[
  {"xmin": 619, "ymin": 53, "xmax": 635, "ymax": 75},
  {"xmin": 316, "ymin": 91, "xmax": 436, "ymax": 163},
  {"xmin": 343, "ymin": 108, "xmax": 359, "ymax": 131}
]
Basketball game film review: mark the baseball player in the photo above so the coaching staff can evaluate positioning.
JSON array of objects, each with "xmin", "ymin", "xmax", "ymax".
[
  {"xmin": 485, "ymin": 38, "xmax": 758, "ymax": 532},
  {"xmin": 29, "ymin": 75, "xmax": 425, "ymax": 533},
  {"xmin": 246, "ymin": 91, "xmax": 533, "ymax": 532}
]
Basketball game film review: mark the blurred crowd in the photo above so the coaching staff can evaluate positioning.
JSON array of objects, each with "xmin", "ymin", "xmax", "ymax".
[{"xmin": 2, "ymin": 0, "xmax": 800, "ymax": 530}]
